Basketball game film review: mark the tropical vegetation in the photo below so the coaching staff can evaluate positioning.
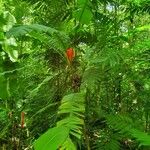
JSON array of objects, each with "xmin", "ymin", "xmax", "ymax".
[{"xmin": 0, "ymin": 0, "xmax": 150, "ymax": 149}]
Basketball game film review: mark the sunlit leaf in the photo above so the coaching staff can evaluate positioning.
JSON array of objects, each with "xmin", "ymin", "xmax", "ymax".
[{"xmin": 34, "ymin": 126, "xmax": 69, "ymax": 150}]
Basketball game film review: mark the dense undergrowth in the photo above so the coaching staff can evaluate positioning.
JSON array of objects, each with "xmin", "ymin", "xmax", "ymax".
[{"xmin": 0, "ymin": 0, "xmax": 150, "ymax": 150}]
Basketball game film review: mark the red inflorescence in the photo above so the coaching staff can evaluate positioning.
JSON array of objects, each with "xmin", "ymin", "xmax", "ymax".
[{"xmin": 66, "ymin": 48, "xmax": 75, "ymax": 63}]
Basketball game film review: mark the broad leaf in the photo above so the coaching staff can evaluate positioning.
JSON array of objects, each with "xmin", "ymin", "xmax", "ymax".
[
  {"xmin": 73, "ymin": 0, "xmax": 92, "ymax": 24},
  {"xmin": 34, "ymin": 126, "xmax": 69, "ymax": 150}
]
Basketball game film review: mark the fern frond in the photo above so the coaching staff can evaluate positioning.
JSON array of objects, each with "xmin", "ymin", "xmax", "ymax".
[
  {"xmin": 106, "ymin": 114, "xmax": 150, "ymax": 146},
  {"xmin": 106, "ymin": 114, "xmax": 134, "ymax": 134}
]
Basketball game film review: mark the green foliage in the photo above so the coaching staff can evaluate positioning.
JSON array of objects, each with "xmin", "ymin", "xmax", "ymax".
[
  {"xmin": 0, "ymin": 0, "xmax": 150, "ymax": 149},
  {"xmin": 34, "ymin": 126, "xmax": 69, "ymax": 150},
  {"xmin": 73, "ymin": 0, "xmax": 93, "ymax": 25},
  {"xmin": 131, "ymin": 129, "xmax": 150, "ymax": 146},
  {"xmin": 7, "ymin": 24, "xmax": 70, "ymax": 51},
  {"xmin": 106, "ymin": 114, "xmax": 150, "ymax": 147},
  {"xmin": 34, "ymin": 92, "xmax": 85, "ymax": 150}
]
